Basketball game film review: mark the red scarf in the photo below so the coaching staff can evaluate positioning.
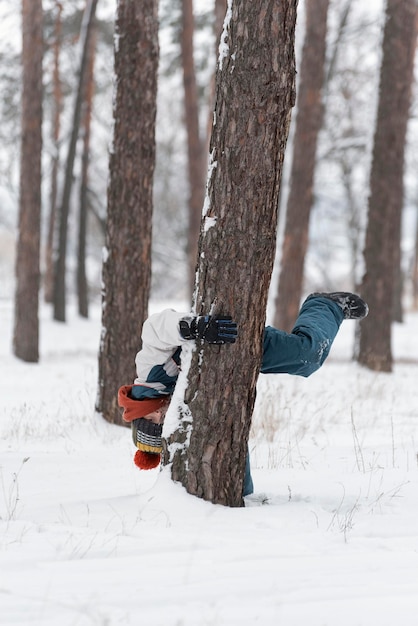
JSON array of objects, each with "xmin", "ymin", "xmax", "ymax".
[{"xmin": 118, "ymin": 385, "xmax": 167, "ymax": 423}]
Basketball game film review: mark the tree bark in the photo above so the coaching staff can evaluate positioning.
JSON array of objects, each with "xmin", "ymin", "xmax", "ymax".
[
  {"xmin": 358, "ymin": 0, "xmax": 418, "ymax": 372},
  {"xmin": 97, "ymin": 0, "xmax": 159, "ymax": 425},
  {"xmin": 180, "ymin": 0, "xmax": 206, "ymax": 298},
  {"xmin": 53, "ymin": 0, "xmax": 98, "ymax": 322},
  {"xmin": 44, "ymin": 1, "xmax": 63, "ymax": 305},
  {"xmin": 274, "ymin": 0, "xmax": 329, "ymax": 332},
  {"xmin": 165, "ymin": 0, "xmax": 297, "ymax": 507},
  {"xmin": 77, "ymin": 25, "xmax": 96, "ymax": 318},
  {"xmin": 206, "ymin": 0, "xmax": 228, "ymax": 151},
  {"xmin": 13, "ymin": 0, "xmax": 43, "ymax": 363},
  {"xmin": 412, "ymin": 205, "xmax": 418, "ymax": 311}
]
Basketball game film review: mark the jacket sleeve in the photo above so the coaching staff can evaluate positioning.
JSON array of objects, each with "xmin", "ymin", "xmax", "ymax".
[{"xmin": 134, "ymin": 309, "xmax": 189, "ymax": 383}]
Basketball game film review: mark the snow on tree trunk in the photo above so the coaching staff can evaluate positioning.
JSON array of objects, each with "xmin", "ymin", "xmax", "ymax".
[{"xmin": 164, "ymin": 0, "xmax": 297, "ymax": 507}]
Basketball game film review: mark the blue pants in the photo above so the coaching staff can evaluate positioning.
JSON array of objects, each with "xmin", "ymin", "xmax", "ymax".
[
  {"xmin": 243, "ymin": 296, "xmax": 344, "ymax": 496},
  {"xmin": 243, "ymin": 452, "xmax": 254, "ymax": 497}
]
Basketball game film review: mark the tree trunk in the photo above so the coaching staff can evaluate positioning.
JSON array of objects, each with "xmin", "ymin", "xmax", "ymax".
[
  {"xmin": 180, "ymin": 0, "xmax": 206, "ymax": 298},
  {"xmin": 13, "ymin": 0, "xmax": 43, "ymax": 363},
  {"xmin": 391, "ymin": 254, "xmax": 403, "ymax": 323},
  {"xmin": 323, "ymin": 0, "xmax": 352, "ymax": 91},
  {"xmin": 358, "ymin": 0, "xmax": 417, "ymax": 372},
  {"xmin": 206, "ymin": 0, "xmax": 228, "ymax": 149},
  {"xmin": 53, "ymin": 0, "xmax": 98, "ymax": 322},
  {"xmin": 165, "ymin": 0, "xmax": 297, "ymax": 507},
  {"xmin": 412, "ymin": 205, "xmax": 418, "ymax": 311},
  {"xmin": 340, "ymin": 157, "xmax": 363, "ymax": 289},
  {"xmin": 274, "ymin": 0, "xmax": 329, "ymax": 332},
  {"xmin": 96, "ymin": 0, "xmax": 159, "ymax": 425},
  {"xmin": 77, "ymin": 25, "xmax": 96, "ymax": 319},
  {"xmin": 44, "ymin": 0, "xmax": 63, "ymax": 304}
]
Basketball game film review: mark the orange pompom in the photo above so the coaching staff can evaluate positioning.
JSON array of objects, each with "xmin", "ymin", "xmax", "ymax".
[{"xmin": 133, "ymin": 449, "xmax": 161, "ymax": 470}]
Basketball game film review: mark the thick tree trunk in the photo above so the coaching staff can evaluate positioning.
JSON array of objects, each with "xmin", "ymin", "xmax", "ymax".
[
  {"xmin": 13, "ymin": 0, "xmax": 43, "ymax": 363},
  {"xmin": 274, "ymin": 0, "xmax": 329, "ymax": 332},
  {"xmin": 53, "ymin": 0, "xmax": 98, "ymax": 322},
  {"xmin": 180, "ymin": 0, "xmax": 206, "ymax": 298},
  {"xmin": 165, "ymin": 0, "xmax": 297, "ymax": 507},
  {"xmin": 358, "ymin": 0, "xmax": 417, "ymax": 372},
  {"xmin": 96, "ymin": 0, "xmax": 159, "ymax": 425},
  {"xmin": 391, "ymin": 254, "xmax": 403, "ymax": 323}
]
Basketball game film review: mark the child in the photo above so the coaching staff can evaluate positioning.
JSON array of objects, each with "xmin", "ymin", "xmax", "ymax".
[{"xmin": 118, "ymin": 292, "xmax": 368, "ymax": 495}]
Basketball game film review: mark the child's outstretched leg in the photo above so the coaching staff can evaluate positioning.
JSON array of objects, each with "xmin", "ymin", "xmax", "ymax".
[{"xmin": 261, "ymin": 292, "xmax": 368, "ymax": 377}]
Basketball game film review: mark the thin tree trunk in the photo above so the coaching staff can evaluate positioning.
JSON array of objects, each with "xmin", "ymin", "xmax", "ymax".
[
  {"xmin": 44, "ymin": 0, "xmax": 63, "ymax": 304},
  {"xmin": 412, "ymin": 204, "xmax": 418, "ymax": 311},
  {"xmin": 180, "ymin": 0, "xmax": 206, "ymax": 298},
  {"xmin": 96, "ymin": 0, "xmax": 159, "ymax": 425},
  {"xmin": 165, "ymin": 0, "xmax": 297, "ymax": 507},
  {"xmin": 324, "ymin": 0, "xmax": 352, "ymax": 91},
  {"xmin": 274, "ymin": 0, "xmax": 329, "ymax": 332},
  {"xmin": 340, "ymin": 156, "xmax": 362, "ymax": 289},
  {"xmin": 77, "ymin": 26, "xmax": 96, "ymax": 318},
  {"xmin": 13, "ymin": 0, "xmax": 43, "ymax": 362},
  {"xmin": 358, "ymin": 0, "xmax": 417, "ymax": 372},
  {"xmin": 53, "ymin": 0, "xmax": 98, "ymax": 322}
]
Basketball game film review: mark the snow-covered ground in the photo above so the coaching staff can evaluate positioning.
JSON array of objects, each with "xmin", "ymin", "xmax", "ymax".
[{"xmin": 1, "ymin": 298, "xmax": 418, "ymax": 626}]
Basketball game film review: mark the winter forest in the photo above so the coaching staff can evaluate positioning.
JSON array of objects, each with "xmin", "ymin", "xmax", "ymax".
[
  {"xmin": 0, "ymin": 0, "xmax": 418, "ymax": 478},
  {"xmin": 5, "ymin": 0, "xmax": 418, "ymax": 463},
  {"xmin": 3, "ymin": 0, "xmax": 418, "ymax": 363},
  {"xmin": 1, "ymin": 0, "xmax": 418, "ymax": 623}
]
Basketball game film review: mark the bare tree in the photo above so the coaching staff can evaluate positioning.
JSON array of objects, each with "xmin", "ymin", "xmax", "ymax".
[
  {"xmin": 13, "ymin": 0, "xmax": 43, "ymax": 362},
  {"xmin": 53, "ymin": 0, "xmax": 98, "ymax": 322},
  {"xmin": 413, "ymin": 204, "xmax": 418, "ymax": 310},
  {"xmin": 77, "ymin": 24, "xmax": 96, "ymax": 318},
  {"xmin": 97, "ymin": 0, "xmax": 159, "ymax": 425},
  {"xmin": 44, "ymin": 0, "xmax": 63, "ymax": 304},
  {"xmin": 358, "ymin": 0, "xmax": 418, "ymax": 372},
  {"xmin": 180, "ymin": 0, "xmax": 206, "ymax": 297},
  {"xmin": 274, "ymin": 0, "xmax": 330, "ymax": 332},
  {"xmin": 164, "ymin": 0, "xmax": 298, "ymax": 507}
]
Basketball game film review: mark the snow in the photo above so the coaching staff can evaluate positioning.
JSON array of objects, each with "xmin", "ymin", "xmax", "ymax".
[
  {"xmin": 218, "ymin": 0, "xmax": 233, "ymax": 71},
  {"xmin": 1, "ymin": 298, "xmax": 418, "ymax": 625},
  {"xmin": 202, "ymin": 149, "xmax": 218, "ymax": 220},
  {"xmin": 203, "ymin": 216, "xmax": 217, "ymax": 232}
]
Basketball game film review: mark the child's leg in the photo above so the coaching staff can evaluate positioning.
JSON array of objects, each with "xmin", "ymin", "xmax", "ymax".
[
  {"xmin": 261, "ymin": 296, "xmax": 344, "ymax": 377},
  {"xmin": 243, "ymin": 449, "xmax": 254, "ymax": 496}
]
